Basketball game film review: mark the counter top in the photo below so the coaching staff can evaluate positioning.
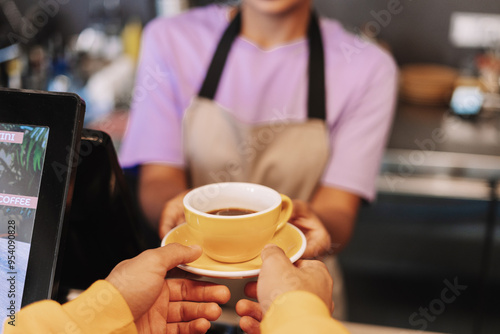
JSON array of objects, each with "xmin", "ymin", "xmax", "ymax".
[
  {"xmin": 217, "ymin": 310, "xmax": 447, "ymax": 333},
  {"xmin": 387, "ymin": 102, "xmax": 500, "ymax": 157},
  {"xmin": 343, "ymin": 322, "xmax": 445, "ymax": 334},
  {"xmin": 378, "ymin": 102, "xmax": 500, "ymax": 198}
]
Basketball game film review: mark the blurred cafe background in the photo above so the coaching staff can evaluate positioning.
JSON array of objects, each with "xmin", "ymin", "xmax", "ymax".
[{"xmin": 1, "ymin": 0, "xmax": 500, "ymax": 333}]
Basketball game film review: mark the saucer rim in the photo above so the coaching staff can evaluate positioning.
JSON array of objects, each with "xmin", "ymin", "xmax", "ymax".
[{"xmin": 161, "ymin": 222, "xmax": 307, "ymax": 278}]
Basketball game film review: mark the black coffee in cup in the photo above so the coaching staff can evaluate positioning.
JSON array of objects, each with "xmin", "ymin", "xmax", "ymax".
[{"xmin": 207, "ymin": 208, "xmax": 256, "ymax": 216}]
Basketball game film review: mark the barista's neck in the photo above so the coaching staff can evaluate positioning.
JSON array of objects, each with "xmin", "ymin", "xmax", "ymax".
[{"xmin": 231, "ymin": 2, "xmax": 313, "ymax": 50}]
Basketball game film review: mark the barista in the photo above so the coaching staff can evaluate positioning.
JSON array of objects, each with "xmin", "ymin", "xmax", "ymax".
[{"xmin": 120, "ymin": 0, "xmax": 397, "ymax": 259}]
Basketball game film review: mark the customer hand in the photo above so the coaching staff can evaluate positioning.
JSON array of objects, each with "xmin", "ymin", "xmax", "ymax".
[
  {"xmin": 290, "ymin": 199, "xmax": 331, "ymax": 258},
  {"xmin": 159, "ymin": 190, "xmax": 189, "ymax": 238},
  {"xmin": 106, "ymin": 243, "xmax": 230, "ymax": 333},
  {"xmin": 236, "ymin": 244, "xmax": 334, "ymax": 333}
]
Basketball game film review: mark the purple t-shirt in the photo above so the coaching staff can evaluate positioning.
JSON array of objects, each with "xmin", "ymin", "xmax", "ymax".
[{"xmin": 119, "ymin": 4, "xmax": 398, "ymax": 201}]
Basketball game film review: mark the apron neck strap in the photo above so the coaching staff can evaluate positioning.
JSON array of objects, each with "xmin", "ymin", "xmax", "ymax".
[
  {"xmin": 307, "ymin": 11, "xmax": 326, "ymax": 121},
  {"xmin": 198, "ymin": 10, "xmax": 326, "ymax": 121}
]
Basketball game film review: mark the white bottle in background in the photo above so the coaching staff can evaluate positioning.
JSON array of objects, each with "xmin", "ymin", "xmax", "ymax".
[{"xmin": 156, "ymin": 0, "xmax": 189, "ymax": 17}]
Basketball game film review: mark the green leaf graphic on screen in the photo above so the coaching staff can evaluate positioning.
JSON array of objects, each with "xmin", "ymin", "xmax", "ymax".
[{"xmin": 0, "ymin": 125, "xmax": 49, "ymax": 198}]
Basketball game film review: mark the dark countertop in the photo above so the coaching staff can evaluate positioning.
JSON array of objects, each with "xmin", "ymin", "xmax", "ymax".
[
  {"xmin": 379, "ymin": 102, "xmax": 500, "ymax": 198},
  {"xmin": 387, "ymin": 102, "xmax": 500, "ymax": 157}
]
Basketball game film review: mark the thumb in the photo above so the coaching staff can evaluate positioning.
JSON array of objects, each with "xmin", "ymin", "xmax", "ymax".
[
  {"xmin": 158, "ymin": 243, "xmax": 202, "ymax": 272},
  {"xmin": 159, "ymin": 212, "xmax": 178, "ymax": 239},
  {"xmin": 260, "ymin": 244, "xmax": 292, "ymax": 273},
  {"xmin": 258, "ymin": 245, "xmax": 295, "ymax": 314}
]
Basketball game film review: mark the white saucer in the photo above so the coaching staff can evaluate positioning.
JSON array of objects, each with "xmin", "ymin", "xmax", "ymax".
[{"xmin": 161, "ymin": 223, "xmax": 306, "ymax": 279}]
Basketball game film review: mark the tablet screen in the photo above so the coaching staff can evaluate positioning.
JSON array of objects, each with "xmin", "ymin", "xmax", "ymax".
[{"xmin": 0, "ymin": 123, "xmax": 49, "ymax": 326}]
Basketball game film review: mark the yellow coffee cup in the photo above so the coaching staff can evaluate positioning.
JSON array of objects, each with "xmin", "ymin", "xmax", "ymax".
[{"xmin": 183, "ymin": 182, "xmax": 293, "ymax": 263}]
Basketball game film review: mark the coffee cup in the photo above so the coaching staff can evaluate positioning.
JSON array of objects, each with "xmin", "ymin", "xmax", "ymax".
[{"xmin": 183, "ymin": 182, "xmax": 293, "ymax": 263}]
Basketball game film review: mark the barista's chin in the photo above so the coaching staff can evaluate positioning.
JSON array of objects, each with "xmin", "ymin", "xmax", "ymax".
[{"xmin": 241, "ymin": 0, "xmax": 312, "ymax": 17}]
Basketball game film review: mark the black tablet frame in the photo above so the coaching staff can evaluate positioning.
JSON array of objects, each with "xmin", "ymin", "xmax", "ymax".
[{"xmin": 0, "ymin": 88, "xmax": 85, "ymax": 306}]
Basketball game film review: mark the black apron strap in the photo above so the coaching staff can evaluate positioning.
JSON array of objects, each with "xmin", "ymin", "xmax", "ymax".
[
  {"xmin": 198, "ymin": 10, "xmax": 326, "ymax": 121},
  {"xmin": 198, "ymin": 11, "xmax": 241, "ymax": 100},
  {"xmin": 307, "ymin": 11, "xmax": 326, "ymax": 120}
]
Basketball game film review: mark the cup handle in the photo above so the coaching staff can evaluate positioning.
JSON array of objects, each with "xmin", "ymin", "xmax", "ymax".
[{"xmin": 276, "ymin": 194, "xmax": 293, "ymax": 232}]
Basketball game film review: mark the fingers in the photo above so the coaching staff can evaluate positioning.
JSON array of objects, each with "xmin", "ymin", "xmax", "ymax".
[
  {"xmin": 295, "ymin": 259, "xmax": 334, "ymax": 311},
  {"xmin": 158, "ymin": 209, "xmax": 176, "ymax": 239},
  {"xmin": 159, "ymin": 191, "xmax": 188, "ymax": 238},
  {"xmin": 258, "ymin": 245, "xmax": 334, "ymax": 315},
  {"xmin": 159, "ymin": 212, "xmax": 184, "ymax": 239},
  {"xmin": 296, "ymin": 259, "xmax": 331, "ymax": 286},
  {"xmin": 303, "ymin": 227, "xmax": 332, "ymax": 259},
  {"xmin": 166, "ymin": 318, "xmax": 211, "ymax": 334},
  {"xmin": 235, "ymin": 299, "xmax": 262, "ymax": 321},
  {"xmin": 295, "ymin": 258, "xmax": 327, "ymax": 271},
  {"xmin": 159, "ymin": 223, "xmax": 171, "ymax": 240},
  {"xmin": 244, "ymin": 281, "xmax": 257, "ymax": 299},
  {"xmin": 159, "ymin": 209, "xmax": 179, "ymax": 239},
  {"xmin": 290, "ymin": 199, "xmax": 310, "ymax": 219},
  {"xmin": 159, "ymin": 208, "xmax": 174, "ymax": 239},
  {"xmin": 166, "ymin": 268, "xmax": 202, "ymax": 280},
  {"xmin": 288, "ymin": 205, "xmax": 332, "ymax": 259},
  {"xmin": 239, "ymin": 316, "xmax": 261, "ymax": 334},
  {"xmin": 167, "ymin": 279, "xmax": 231, "ymax": 304},
  {"xmin": 237, "ymin": 299, "xmax": 262, "ymax": 334},
  {"xmin": 167, "ymin": 301, "xmax": 222, "ymax": 323}
]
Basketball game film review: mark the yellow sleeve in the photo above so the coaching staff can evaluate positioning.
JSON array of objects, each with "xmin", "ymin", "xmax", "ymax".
[
  {"xmin": 261, "ymin": 290, "xmax": 350, "ymax": 334},
  {"xmin": 3, "ymin": 280, "xmax": 137, "ymax": 334}
]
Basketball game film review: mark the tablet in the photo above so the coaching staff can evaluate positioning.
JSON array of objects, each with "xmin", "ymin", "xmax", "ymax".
[{"xmin": 0, "ymin": 88, "xmax": 85, "ymax": 328}]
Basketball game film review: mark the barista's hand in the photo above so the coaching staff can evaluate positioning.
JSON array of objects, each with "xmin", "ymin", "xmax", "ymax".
[
  {"xmin": 106, "ymin": 243, "xmax": 230, "ymax": 333},
  {"xmin": 290, "ymin": 200, "xmax": 331, "ymax": 258},
  {"xmin": 236, "ymin": 245, "xmax": 334, "ymax": 334},
  {"xmin": 159, "ymin": 190, "xmax": 190, "ymax": 239}
]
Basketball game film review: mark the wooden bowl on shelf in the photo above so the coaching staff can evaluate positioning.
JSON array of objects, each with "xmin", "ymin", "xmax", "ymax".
[{"xmin": 399, "ymin": 64, "xmax": 459, "ymax": 106}]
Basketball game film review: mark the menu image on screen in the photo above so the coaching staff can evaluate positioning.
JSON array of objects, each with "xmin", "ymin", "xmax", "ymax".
[{"xmin": 0, "ymin": 123, "xmax": 49, "ymax": 328}]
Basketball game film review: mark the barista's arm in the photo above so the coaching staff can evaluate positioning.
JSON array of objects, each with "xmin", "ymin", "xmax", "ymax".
[
  {"xmin": 310, "ymin": 185, "xmax": 360, "ymax": 254},
  {"xmin": 138, "ymin": 164, "xmax": 188, "ymax": 233}
]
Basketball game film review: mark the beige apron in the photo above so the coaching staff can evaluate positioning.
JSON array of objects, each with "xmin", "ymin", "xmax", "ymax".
[
  {"xmin": 182, "ymin": 11, "xmax": 347, "ymax": 322},
  {"xmin": 184, "ymin": 98, "xmax": 328, "ymax": 201}
]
